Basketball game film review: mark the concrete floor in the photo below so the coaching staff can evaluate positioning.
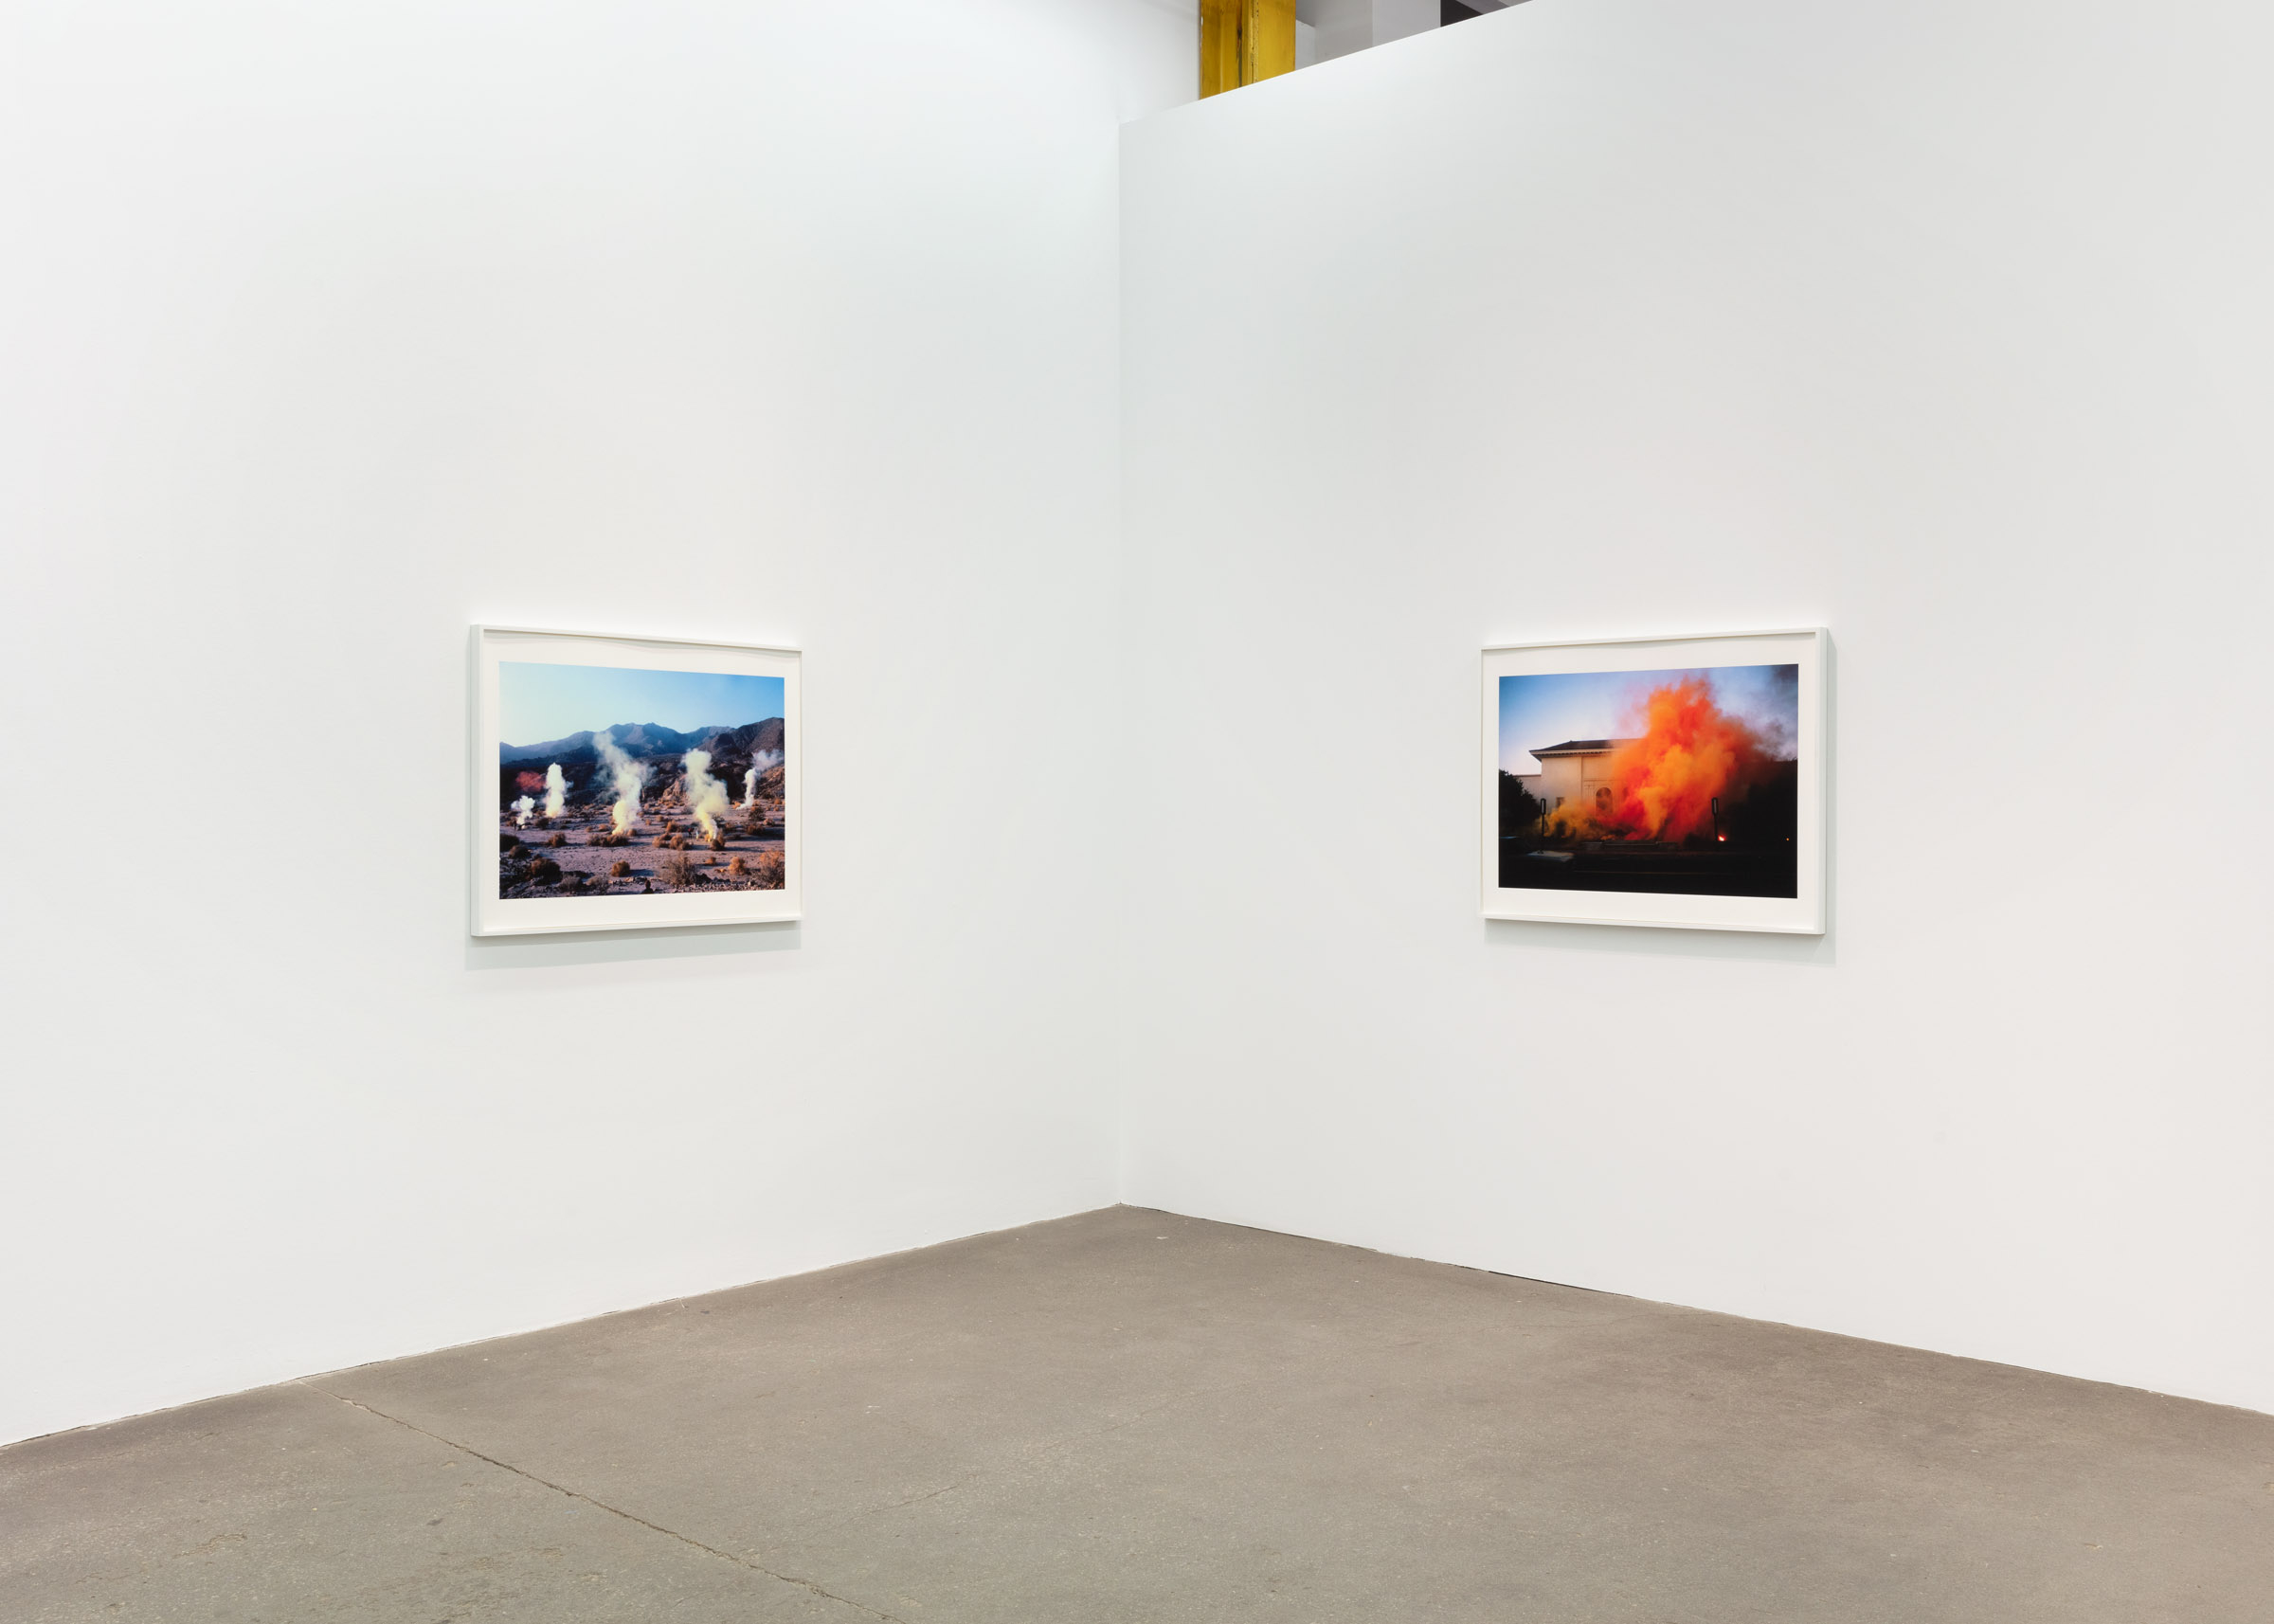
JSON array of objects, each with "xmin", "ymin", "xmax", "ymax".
[{"xmin": 5, "ymin": 1208, "xmax": 2269, "ymax": 1622}]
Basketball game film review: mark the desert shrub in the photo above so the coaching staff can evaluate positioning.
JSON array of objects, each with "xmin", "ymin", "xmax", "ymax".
[
  {"xmin": 667, "ymin": 834, "xmax": 687, "ymax": 851},
  {"xmin": 749, "ymin": 851, "xmax": 786, "ymax": 888},
  {"xmin": 499, "ymin": 833, "xmax": 520, "ymax": 851},
  {"xmin": 532, "ymin": 858, "xmax": 561, "ymax": 884},
  {"xmin": 727, "ymin": 856, "xmax": 748, "ymax": 877},
  {"xmin": 705, "ymin": 833, "xmax": 725, "ymax": 851},
  {"xmin": 548, "ymin": 832, "xmax": 567, "ymax": 848},
  {"xmin": 608, "ymin": 859, "xmax": 632, "ymax": 877},
  {"xmin": 660, "ymin": 849, "xmax": 698, "ymax": 889},
  {"xmin": 651, "ymin": 834, "xmax": 669, "ymax": 848}
]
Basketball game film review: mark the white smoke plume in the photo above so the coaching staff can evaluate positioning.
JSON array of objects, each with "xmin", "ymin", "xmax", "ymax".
[
  {"xmin": 591, "ymin": 729, "xmax": 648, "ymax": 835},
  {"xmin": 683, "ymin": 749, "xmax": 730, "ymax": 841},
  {"xmin": 543, "ymin": 763, "xmax": 566, "ymax": 818},
  {"xmin": 511, "ymin": 794, "xmax": 535, "ymax": 827},
  {"xmin": 740, "ymin": 750, "xmax": 783, "ymax": 810}
]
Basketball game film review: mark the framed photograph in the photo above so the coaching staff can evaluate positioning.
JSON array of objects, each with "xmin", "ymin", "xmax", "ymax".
[
  {"xmin": 470, "ymin": 625, "xmax": 801, "ymax": 936},
  {"xmin": 1481, "ymin": 628, "xmax": 1826, "ymax": 933}
]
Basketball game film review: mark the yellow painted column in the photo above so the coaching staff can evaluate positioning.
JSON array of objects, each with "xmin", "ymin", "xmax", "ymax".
[
  {"xmin": 1201, "ymin": 0, "xmax": 1297, "ymax": 99},
  {"xmin": 1200, "ymin": 0, "xmax": 1242, "ymax": 98},
  {"xmin": 1244, "ymin": 0, "xmax": 1297, "ymax": 86}
]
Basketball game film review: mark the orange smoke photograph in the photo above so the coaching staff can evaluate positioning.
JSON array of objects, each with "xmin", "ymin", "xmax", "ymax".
[{"xmin": 1498, "ymin": 663, "xmax": 1799, "ymax": 897}]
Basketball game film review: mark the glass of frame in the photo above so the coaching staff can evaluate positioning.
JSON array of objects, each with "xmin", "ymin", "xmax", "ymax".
[
  {"xmin": 1481, "ymin": 628, "xmax": 1827, "ymax": 933},
  {"xmin": 470, "ymin": 625, "xmax": 802, "ymax": 936}
]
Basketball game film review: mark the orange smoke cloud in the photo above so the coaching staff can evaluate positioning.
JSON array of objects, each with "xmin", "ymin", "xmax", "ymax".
[{"xmin": 1543, "ymin": 677, "xmax": 1773, "ymax": 843}]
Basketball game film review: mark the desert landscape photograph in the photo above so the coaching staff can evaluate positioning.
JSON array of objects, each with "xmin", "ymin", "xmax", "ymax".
[
  {"xmin": 1497, "ymin": 663, "xmax": 1799, "ymax": 898},
  {"xmin": 495, "ymin": 660, "xmax": 787, "ymax": 900}
]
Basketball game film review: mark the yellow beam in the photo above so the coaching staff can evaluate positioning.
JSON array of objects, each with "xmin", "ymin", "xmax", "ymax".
[
  {"xmin": 1245, "ymin": 0, "xmax": 1296, "ymax": 86},
  {"xmin": 1200, "ymin": 0, "xmax": 1242, "ymax": 98},
  {"xmin": 1200, "ymin": 0, "xmax": 1296, "ymax": 99}
]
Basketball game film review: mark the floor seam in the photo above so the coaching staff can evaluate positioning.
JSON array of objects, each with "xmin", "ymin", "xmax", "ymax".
[{"xmin": 297, "ymin": 1380, "xmax": 907, "ymax": 1623}]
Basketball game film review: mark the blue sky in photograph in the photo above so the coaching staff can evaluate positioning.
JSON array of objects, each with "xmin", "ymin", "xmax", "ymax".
[
  {"xmin": 1498, "ymin": 664, "xmax": 1797, "ymax": 774},
  {"xmin": 500, "ymin": 662, "xmax": 784, "ymax": 748}
]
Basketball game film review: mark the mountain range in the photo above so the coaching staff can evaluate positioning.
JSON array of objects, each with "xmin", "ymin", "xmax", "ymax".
[
  {"xmin": 500, "ymin": 721, "xmax": 767, "ymax": 763},
  {"xmin": 498, "ymin": 718, "xmax": 785, "ymax": 811}
]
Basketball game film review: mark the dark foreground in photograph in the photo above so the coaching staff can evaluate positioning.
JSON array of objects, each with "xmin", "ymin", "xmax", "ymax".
[
  {"xmin": 500, "ymin": 814, "xmax": 785, "ymax": 898},
  {"xmin": 1499, "ymin": 839, "xmax": 1797, "ymax": 898}
]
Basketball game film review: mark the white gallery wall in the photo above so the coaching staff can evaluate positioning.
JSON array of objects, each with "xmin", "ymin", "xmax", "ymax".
[
  {"xmin": 8, "ymin": 0, "xmax": 2271, "ymax": 1453},
  {"xmin": 0, "ymin": 0, "xmax": 1194, "ymax": 1446},
  {"xmin": 1119, "ymin": 0, "xmax": 2274, "ymax": 1413}
]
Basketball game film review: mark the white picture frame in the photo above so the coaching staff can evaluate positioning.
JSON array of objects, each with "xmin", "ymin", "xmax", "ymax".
[
  {"xmin": 470, "ymin": 625, "xmax": 802, "ymax": 936},
  {"xmin": 1481, "ymin": 628, "xmax": 1827, "ymax": 933}
]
